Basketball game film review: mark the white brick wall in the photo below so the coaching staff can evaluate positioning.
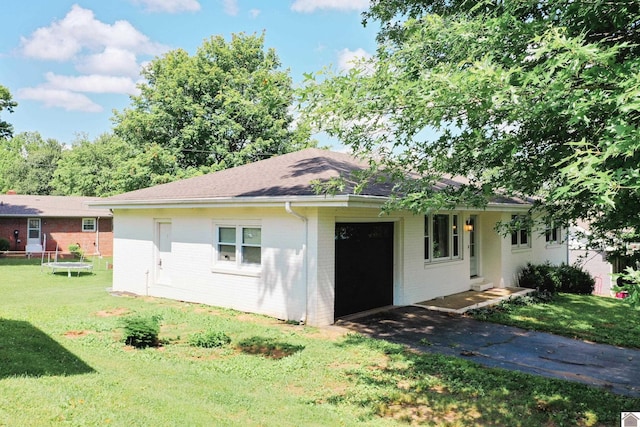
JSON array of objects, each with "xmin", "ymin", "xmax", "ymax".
[{"xmin": 112, "ymin": 205, "xmax": 568, "ymax": 326}]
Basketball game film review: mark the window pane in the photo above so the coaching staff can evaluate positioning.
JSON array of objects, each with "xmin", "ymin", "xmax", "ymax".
[
  {"xmin": 219, "ymin": 227, "xmax": 236, "ymax": 244},
  {"xmin": 511, "ymin": 232, "xmax": 518, "ymax": 245},
  {"xmin": 28, "ymin": 219, "xmax": 39, "ymax": 229},
  {"xmin": 28, "ymin": 230, "xmax": 39, "ymax": 239},
  {"xmin": 424, "ymin": 236, "xmax": 430, "ymax": 260},
  {"xmin": 242, "ymin": 228, "xmax": 261, "ymax": 245},
  {"xmin": 520, "ymin": 229, "xmax": 528, "ymax": 245},
  {"xmin": 218, "ymin": 244, "xmax": 236, "ymax": 261},
  {"xmin": 242, "ymin": 246, "xmax": 261, "ymax": 265},
  {"xmin": 452, "ymin": 215, "xmax": 459, "ymax": 257},
  {"xmin": 433, "ymin": 214, "xmax": 449, "ymax": 258}
]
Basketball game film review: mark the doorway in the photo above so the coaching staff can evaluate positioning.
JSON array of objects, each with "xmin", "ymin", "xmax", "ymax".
[
  {"xmin": 334, "ymin": 222, "xmax": 394, "ymax": 318},
  {"xmin": 469, "ymin": 215, "xmax": 479, "ymax": 278},
  {"xmin": 155, "ymin": 221, "xmax": 172, "ymax": 286}
]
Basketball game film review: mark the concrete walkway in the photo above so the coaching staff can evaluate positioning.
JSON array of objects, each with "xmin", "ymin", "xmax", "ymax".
[{"xmin": 338, "ymin": 305, "xmax": 640, "ymax": 397}]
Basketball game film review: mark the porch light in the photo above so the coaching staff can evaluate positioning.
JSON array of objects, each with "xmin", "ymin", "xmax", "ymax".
[{"xmin": 464, "ymin": 219, "xmax": 474, "ymax": 232}]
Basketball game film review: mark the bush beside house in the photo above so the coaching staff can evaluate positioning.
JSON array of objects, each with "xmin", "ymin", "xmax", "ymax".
[{"xmin": 518, "ymin": 262, "xmax": 595, "ymax": 295}]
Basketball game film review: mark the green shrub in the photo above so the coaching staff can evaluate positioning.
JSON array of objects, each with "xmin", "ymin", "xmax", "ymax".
[
  {"xmin": 0, "ymin": 238, "xmax": 10, "ymax": 251},
  {"xmin": 68, "ymin": 243, "xmax": 83, "ymax": 259},
  {"xmin": 556, "ymin": 263, "xmax": 595, "ymax": 294},
  {"xmin": 517, "ymin": 262, "xmax": 559, "ymax": 293},
  {"xmin": 518, "ymin": 262, "xmax": 595, "ymax": 295},
  {"xmin": 188, "ymin": 330, "xmax": 231, "ymax": 348},
  {"xmin": 120, "ymin": 314, "xmax": 162, "ymax": 348}
]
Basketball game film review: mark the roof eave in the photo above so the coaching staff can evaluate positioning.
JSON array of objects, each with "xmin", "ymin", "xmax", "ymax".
[{"xmin": 87, "ymin": 194, "xmax": 390, "ymax": 210}]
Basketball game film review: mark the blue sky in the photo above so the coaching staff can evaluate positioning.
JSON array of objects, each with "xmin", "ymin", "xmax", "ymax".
[{"xmin": 1, "ymin": 0, "xmax": 377, "ymax": 145}]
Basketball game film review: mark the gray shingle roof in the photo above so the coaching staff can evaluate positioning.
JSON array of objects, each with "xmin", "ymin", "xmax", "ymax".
[
  {"xmin": 0, "ymin": 195, "xmax": 112, "ymax": 217},
  {"xmin": 99, "ymin": 148, "xmax": 530, "ymax": 207},
  {"xmin": 105, "ymin": 148, "xmax": 394, "ymax": 201}
]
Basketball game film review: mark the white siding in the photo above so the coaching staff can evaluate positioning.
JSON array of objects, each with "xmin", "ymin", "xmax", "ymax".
[
  {"xmin": 112, "ymin": 207, "xmax": 308, "ymax": 322},
  {"xmin": 112, "ymin": 205, "xmax": 568, "ymax": 326}
]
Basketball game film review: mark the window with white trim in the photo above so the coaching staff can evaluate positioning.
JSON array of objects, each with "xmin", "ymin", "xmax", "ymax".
[
  {"xmin": 510, "ymin": 215, "xmax": 531, "ymax": 249},
  {"xmin": 215, "ymin": 225, "xmax": 262, "ymax": 267},
  {"xmin": 424, "ymin": 213, "xmax": 460, "ymax": 262},
  {"xmin": 82, "ymin": 218, "xmax": 96, "ymax": 232},
  {"xmin": 545, "ymin": 223, "xmax": 562, "ymax": 245}
]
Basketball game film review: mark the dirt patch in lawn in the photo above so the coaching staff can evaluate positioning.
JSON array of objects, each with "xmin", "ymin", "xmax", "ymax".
[
  {"xmin": 64, "ymin": 330, "xmax": 93, "ymax": 338},
  {"xmin": 94, "ymin": 307, "xmax": 130, "ymax": 317}
]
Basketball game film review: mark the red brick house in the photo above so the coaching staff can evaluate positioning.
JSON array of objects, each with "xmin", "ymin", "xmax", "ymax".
[{"xmin": 0, "ymin": 194, "xmax": 113, "ymax": 256}]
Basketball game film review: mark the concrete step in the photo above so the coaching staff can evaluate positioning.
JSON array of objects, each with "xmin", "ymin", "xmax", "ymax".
[{"xmin": 471, "ymin": 282, "xmax": 493, "ymax": 292}]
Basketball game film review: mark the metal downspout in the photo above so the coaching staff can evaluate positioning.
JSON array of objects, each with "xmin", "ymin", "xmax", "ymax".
[{"xmin": 285, "ymin": 201, "xmax": 308, "ymax": 324}]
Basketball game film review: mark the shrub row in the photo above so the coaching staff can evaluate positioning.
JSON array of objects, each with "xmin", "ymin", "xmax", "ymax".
[{"xmin": 517, "ymin": 262, "xmax": 595, "ymax": 294}]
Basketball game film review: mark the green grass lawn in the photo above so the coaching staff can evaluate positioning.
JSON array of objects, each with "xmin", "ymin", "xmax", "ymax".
[
  {"xmin": 1, "ymin": 258, "xmax": 639, "ymax": 426},
  {"xmin": 469, "ymin": 292, "xmax": 640, "ymax": 348}
]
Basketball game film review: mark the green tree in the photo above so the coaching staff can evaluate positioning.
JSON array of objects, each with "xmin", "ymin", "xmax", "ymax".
[
  {"xmin": 300, "ymin": 0, "xmax": 640, "ymax": 300},
  {"xmin": 0, "ymin": 85, "xmax": 17, "ymax": 139},
  {"xmin": 113, "ymin": 32, "xmax": 311, "ymax": 184},
  {"xmin": 0, "ymin": 132, "xmax": 63, "ymax": 195},
  {"xmin": 53, "ymin": 133, "xmax": 133, "ymax": 196}
]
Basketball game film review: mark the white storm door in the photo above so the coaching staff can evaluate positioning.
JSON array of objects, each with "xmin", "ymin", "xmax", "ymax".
[
  {"xmin": 27, "ymin": 218, "xmax": 41, "ymax": 247},
  {"xmin": 155, "ymin": 221, "xmax": 172, "ymax": 285},
  {"xmin": 469, "ymin": 215, "xmax": 479, "ymax": 278}
]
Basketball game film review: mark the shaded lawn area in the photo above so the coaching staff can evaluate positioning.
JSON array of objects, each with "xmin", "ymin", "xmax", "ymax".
[
  {"xmin": 469, "ymin": 293, "xmax": 640, "ymax": 349},
  {"xmin": 0, "ymin": 258, "xmax": 639, "ymax": 426}
]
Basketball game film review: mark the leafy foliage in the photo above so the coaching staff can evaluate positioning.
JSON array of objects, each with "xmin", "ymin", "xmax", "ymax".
[
  {"xmin": 188, "ymin": 330, "xmax": 231, "ymax": 348},
  {"xmin": 0, "ymin": 85, "xmax": 17, "ymax": 139},
  {"xmin": 300, "ymin": 0, "xmax": 640, "ymax": 248},
  {"xmin": 0, "ymin": 238, "xmax": 10, "ymax": 251},
  {"xmin": 517, "ymin": 262, "xmax": 595, "ymax": 295},
  {"xmin": 113, "ymin": 32, "xmax": 312, "ymax": 186},
  {"xmin": 120, "ymin": 313, "xmax": 162, "ymax": 348},
  {"xmin": 0, "ymin": 132, "xmax": 63, "ymax": 195}
]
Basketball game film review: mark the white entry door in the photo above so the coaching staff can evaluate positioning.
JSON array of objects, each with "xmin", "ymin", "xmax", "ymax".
[
  {"xmin": 155, "ymin": 221, "xmax": 172, "ymax": 286},
  {"xmin": 469, "ymin": 215, "xmax": 479, "ymax": 278},
  {"xmin": 27, "ymin": 218, "xmax": 42, "ymax": 249}
]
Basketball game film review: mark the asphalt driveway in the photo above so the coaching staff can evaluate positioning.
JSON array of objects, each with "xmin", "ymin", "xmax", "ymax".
[{"xmin": 338, "ymin": 305, "xmax": 640, "ymax": 397}]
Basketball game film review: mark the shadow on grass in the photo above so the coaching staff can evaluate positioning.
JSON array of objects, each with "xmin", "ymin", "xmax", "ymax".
[
  {"xmin": 237, "ymin": 336, "xmax": 304, "ymax": 359},
  {"xmin": 0, "ymin": 318, "xmax": 94, "ymax": 378},
  {"xmin": 332, "ymin": 333, "xmax": 639, "ymax": 426}
]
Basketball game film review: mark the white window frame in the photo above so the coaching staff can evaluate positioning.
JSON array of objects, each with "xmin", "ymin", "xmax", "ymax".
[
  {"xmin": 82, "ymin": 218, "xmax": 96, "ymax": 232},
  {"xmin": 213, "ymin": 222, "xmax": 262, "ymax": 274},
  {"xmin": 424, "ymin": 213, "xmax": 461, "ymax": 263},
  {"xmin": 545, "ymin": 223, "xmax": 562, "ymax": 245},
  {"xmin": 511, "ymin": 215, "xmax": 531, "ymax": 249}
]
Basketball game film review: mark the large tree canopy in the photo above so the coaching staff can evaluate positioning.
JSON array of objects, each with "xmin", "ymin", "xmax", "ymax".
[
  {"xmin": 301, "ymin": 0, "xmax": 640, "ymax": 241},
  {"xmin": 0, "ymin": 132, "xmax": 62, "ymax": 195},
  {"xmin": 113, "ymin": 32, "xmax": 311, "ymax": 184}
]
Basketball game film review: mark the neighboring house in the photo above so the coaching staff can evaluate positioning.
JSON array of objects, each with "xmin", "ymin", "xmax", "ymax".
[
  {"xmin": 0, "ymin": 194, "xmax": 113, "ymax": 256},
  {"xmin": 569, "ymin": 223, "xmax": 614, "ymax": 296},
  {"xmin": 89, "ymin": 148, "xmax": 567, "ymax": 326}
]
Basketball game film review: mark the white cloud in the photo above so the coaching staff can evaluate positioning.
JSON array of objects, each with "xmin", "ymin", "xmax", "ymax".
[
  {"xmin": 20, "ymin": 5, "xmax": 168, "ymax": 61},
  {"xmin": 249, "ymin": 9, "xmax": 261, "ymax": 18},
  {"xmin": 337, "ymin": 47, "xmax": 372, "ymax": 72},
  {"xmin": 131, "ymin": 0, "xmax": 201, "ymax": 13},
  {"xmin": 223, "ymin": 0, "xmax": 239, "ymax": 16},
  {"xmin": 291, "ymin": 0, "xmax": 369, "ymax": 13},
  {"xmin": 18, "ymin": 5, "xmax": 167, "ymax": 112},
  {"xmin": 17, "ymin": 87, "xmax": 103, "ymax": 112},
  {"xmin": 43, "ymin": 73, "xmax": 138, "ymax": 95},
  {"xmin": 76, "ymin": 47, "xmax": 141, "ymax": 77}
]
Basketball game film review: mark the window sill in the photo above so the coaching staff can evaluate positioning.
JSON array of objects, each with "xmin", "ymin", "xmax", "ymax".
[
  {"xmin": 423, "ymin": 259, "xmax": 463, "ymax": 269},
  {"xmin": 511, "ymin": 247, "xmax": 532, "ymax": 253},
  {"xmin": 211, "ymin": 265, "xmax": 261, "ymax": 278}
]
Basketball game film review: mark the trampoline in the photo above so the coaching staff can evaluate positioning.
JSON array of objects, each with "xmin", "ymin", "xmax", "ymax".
[
  {"xmin": 40, "ymin": 237, "xmax": 93, "ymax": 277},
  {"xmin": 43, "ymin": 261, "xmax": 93, "ymax": 277}
]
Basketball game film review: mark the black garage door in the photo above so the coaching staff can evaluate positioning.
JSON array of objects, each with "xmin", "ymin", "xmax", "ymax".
[{"xmin": 334, "ymin": 222, "xmax": 394, "ymax": 318}]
